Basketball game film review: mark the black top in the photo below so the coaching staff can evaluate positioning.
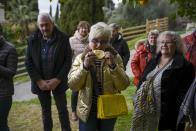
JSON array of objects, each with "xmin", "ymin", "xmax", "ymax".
[
  {"xmin": 25, "ymin": 27, "xmax": 72, "ymax": 94},
  {"xmin": 138, "ymin": 52, "xmax": 195, "ymax": 130}
]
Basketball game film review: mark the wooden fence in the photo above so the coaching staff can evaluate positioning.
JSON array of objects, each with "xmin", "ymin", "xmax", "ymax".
[
  {"xmin": 14, "ymin": 17, "xmax": 168, "ymax": 79},
  {"xmin": 122, "ymin": 17, "xmax": 168, "ymax": 41},
  {"xmin": 15, "ymin": 55, "xmax": 27, "ymax": 78}
]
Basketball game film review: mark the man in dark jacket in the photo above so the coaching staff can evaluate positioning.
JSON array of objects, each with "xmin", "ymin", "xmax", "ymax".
[
  {"xmin": 0, "ymin": 24, "xmax": 18, "ymax": 131},
  {"xmin": 25, "ymin": 13, "xmax": 72, "ymax": 131},
  {"xmin": 109, "ymin": 23, "xmax": 130, "ymax": 70}
]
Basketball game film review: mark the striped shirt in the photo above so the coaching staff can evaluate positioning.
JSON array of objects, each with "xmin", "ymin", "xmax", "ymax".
[{"xmin": 91, "ymin": 59, "xmax": 103, "ymax": 113}]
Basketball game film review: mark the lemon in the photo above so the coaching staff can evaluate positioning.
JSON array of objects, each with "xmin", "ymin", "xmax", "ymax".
[{"xmin": 93, "ymin": 50, "xmax": 105, "ymax": 59}]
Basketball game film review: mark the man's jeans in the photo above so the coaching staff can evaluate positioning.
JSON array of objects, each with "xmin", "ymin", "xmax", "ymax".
[
  {"xmin": 0, "ymin": 96, "xmax": 12, "ymax": 131},
  {"xmin": 38, "ymin": 91, "xmax": 71, "ymax": 131}
]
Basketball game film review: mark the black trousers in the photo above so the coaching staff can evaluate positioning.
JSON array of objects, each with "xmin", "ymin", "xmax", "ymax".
[
  {"xmin": 0, "ymin": 96, "xmax": 12, "ymax": 131},
  {"xmin": 71, "ymin": 91, "xmax": 78, "ymax": 112},
  {"xmin": 38, "ymin": 91, "xmax": 71, "ymax": 131}
]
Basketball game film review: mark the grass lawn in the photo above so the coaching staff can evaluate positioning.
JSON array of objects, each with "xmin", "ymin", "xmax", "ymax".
[
  {"xmin": 127, "ymin": 34, "xmax": 146, "ymax": 49},
  {"xmin": 9, "ymin": 79, "xmax": 136, "ymax": 131}
]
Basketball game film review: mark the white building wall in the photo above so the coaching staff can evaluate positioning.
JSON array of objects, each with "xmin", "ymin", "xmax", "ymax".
[{"xmin": 0, "ymin": 3, "xmax": 5, "ymax": 23}]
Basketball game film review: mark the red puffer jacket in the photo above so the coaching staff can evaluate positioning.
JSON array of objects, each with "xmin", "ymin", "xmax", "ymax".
[
  {"xmin": 131, "ymin": 42, "xmax": 153, "ymax": 87},
  {"xmin": 183, "ymin": 32, "xmax": 196, "ymax": 73}
]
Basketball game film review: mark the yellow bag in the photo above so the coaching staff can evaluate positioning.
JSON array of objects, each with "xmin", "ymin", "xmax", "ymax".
[{"xmin": 97, "ymin": 94, "xmax": 128, "ymax": 119}]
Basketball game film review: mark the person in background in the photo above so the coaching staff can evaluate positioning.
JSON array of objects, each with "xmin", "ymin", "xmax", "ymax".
[
  {"xmin": 183, "ymin": 29, "xmax": 196, "ymax": 73},
  {"xmin": 69, "ymin": 21, "xmax": 90, "ymax": 121},
  {"xmin": 109, "ymin": 23, "xmax": 130, "ymax": 70},
  {"xmin": 131, "ymin": 31, "xmax": 194, "ymax": 131},
  {"xmin": 25, "ymin": 13, "xmax": 72, "ymax": 131},
  {"xmin": 68, "ymin": 22, "xmax": 130, "ymax": 131},
  {"xmin": 0, "ymin": 24, "xmax": 18, "ymax": 131},
  {"xmin": 177, "ymin": 29, "xmax": 196, "ymax": 131},
  {"xmin": 131, "ymin": 29, "xmax": 159, "ymax": 87}
]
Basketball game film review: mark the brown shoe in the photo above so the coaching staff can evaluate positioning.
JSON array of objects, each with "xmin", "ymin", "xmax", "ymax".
[{"xmin": 72, "ymin": 112, "xmax": 78, "ymax": 121}]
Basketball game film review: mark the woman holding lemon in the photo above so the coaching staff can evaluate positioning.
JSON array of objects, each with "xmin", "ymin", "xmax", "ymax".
[{"xmin": 68, "ymin": 22, "xmax": 130, "ymax": 131}]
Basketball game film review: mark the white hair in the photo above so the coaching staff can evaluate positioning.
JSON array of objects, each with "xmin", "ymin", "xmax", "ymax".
[
  {"xmin": 37, "ymin": 12, "xmax": 54, "ymax": 25},
  {"xmin": 157, "ymin": 31, "xmax": 183, "ymax": 53},
  {"xmin": 89, "ymin": 22, "xmax": 112, "ymax": 42}
]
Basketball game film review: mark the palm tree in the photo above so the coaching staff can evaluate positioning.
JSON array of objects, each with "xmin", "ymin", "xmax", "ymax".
[{"xmin": 6, "ymin": 0, "xmax": 38, "ymax": 38}]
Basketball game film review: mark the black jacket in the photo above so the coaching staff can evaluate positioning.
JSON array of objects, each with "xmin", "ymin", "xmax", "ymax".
[
  {"xmin": 25, "ymin": 27, "xmax": 72, "ymax": 94},
  {"xmin": 138, "ymin": 53, "xmax": 195, "ymax": 130},
  {"xmin": 110, "ymin": 33, "xmax": 130, "ymax": 69},
  {"xmin": 0, "ymin": 37, "xmax": 18, "ymax": 97}
]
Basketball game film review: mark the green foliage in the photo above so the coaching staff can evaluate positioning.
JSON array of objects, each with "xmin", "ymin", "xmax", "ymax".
[
  {"xmin": 49, "ymin": 5, "xmax": 52, "ymax": 17},
  {"xmin": 2, "ymin": 23, "xmax": 27, "ymax": 61},
  {"xmin": 55, "ymin": 3, "xmax": 60, "ymax": 23},
  {"xmin": 3, "ymin": 24, "xmax": 20, "ymax": 41},
  {"xmin": 6, "ymin": 0, "xmax": 38, "ymax": 39},
  {"xmin": 115, "ymin": 83, "xmax": 136, "ymax": 130},
  {"xmin": 3, "ymin": 24, "xmax": 27, "ymax": 46},
  {"xmin": 106, "ymin": 0, "xmax": 177, "ymax": 28},
  {"xmin": 125, "ymin": 0, "xmax": 196, "ymax": 20},
  {"xmin": 169, "ymin": 0, "xmax": 196, "ymax": 20},
  {"xmin": 59, "ymin": 0, "xmax": 104, "ymax": 35},
  {"xmin": 127, "ymin": 34, "xmax": 146, "ymax": 49}
]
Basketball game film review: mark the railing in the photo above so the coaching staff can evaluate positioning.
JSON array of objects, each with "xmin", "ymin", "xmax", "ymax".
[
  {"xmin": 15, "ymin": 17, "xmax": 169, "ymax": 79},
  {"xmin": 122, "ymin": 17, "xmax": 168, "ymax": 41},
  {"xmin": 15, "ymin": 55, "xmax": 28, "ymax": 78},
  {"xmin": 146, "ymin": 17, "xmax": 168, "ymax": 33},
  {"xmin": 122, "ymin": 25, "xmax": 146, "ymax": 41}
]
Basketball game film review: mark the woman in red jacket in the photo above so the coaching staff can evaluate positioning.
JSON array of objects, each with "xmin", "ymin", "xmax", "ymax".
[
  {"xmin": 131, "ymin": 29, "xmax": 159, "ymax": 87},
  {"xmin": 183, "ymin": 29, "xmax": 196, "ymax": 73}
]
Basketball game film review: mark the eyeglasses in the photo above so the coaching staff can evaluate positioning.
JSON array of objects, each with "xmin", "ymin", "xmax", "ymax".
[
  {"xmin": 91, "ymin": 38, "xmax": 108, "ymax": 45},
  {"xmin": 159, "ymin": 41, "xmax": 174, "ymax": 45}
]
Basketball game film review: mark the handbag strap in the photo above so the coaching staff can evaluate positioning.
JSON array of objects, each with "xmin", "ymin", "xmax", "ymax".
[{"xmin": 151, "ymin": 58, "xmax": 172, "ymax": 80}]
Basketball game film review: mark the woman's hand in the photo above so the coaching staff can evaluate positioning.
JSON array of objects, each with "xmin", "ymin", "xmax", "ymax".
[
  {"xmin": 105, "ymin": 51, "xmax": 116, "ymax": 69},
  {"xmin": 83, "ymin": 51, "xmax": 96, "ymax": 69}
]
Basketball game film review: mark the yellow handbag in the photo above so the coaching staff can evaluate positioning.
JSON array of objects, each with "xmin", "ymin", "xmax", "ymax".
[{"xmin": 97, "ymin": 94, "xmax": 128, "ymax": 119}]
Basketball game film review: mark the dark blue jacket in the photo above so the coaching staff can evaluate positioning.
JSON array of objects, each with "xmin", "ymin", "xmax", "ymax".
[{"xmin": 110, "ymin": 33, "xmax": 130, "ymax": 69}]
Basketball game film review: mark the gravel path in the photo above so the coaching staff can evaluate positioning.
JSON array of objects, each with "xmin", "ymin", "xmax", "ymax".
[{"xmin": 13, "ymin": 81, "xmax": 36, "ymax": 101}]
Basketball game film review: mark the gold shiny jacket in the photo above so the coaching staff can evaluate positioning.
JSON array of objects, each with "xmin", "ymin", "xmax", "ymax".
[{"xmin": 68, "ymin": 48, "xmax": 130, "ymax": 122}]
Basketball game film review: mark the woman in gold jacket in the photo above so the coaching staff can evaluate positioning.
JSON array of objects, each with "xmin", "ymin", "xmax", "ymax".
[{"xmin": 68, "ymin": 22, "xmax": 130, "ymax": 131}]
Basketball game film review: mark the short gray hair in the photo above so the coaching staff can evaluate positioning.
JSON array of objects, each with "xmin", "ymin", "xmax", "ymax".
[
  {"xmin": 89, "ymin": 22, "xmax": 111, "ymax": 42},
  {"xmin": 37, "ymin": 12, "xmax": 54, "ymax": 25},
  {"xmin": 148, "ymin": 29, "xmax": 159, "ymax": 37}
]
